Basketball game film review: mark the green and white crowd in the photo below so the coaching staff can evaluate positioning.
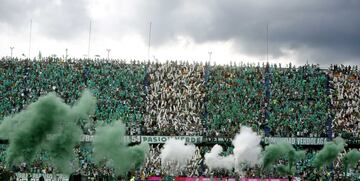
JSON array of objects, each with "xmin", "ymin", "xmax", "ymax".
[{"xmin": 0, "ymin": 58, "xmax": 359, "ymax": 180}]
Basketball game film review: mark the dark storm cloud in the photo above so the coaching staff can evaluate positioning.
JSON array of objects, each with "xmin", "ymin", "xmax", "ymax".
[
  {"xmin": 134, "ymin": 0, "xmax": 360, "ymax": 65},
  {"xmin": 1, "ymin": 0, "xmax": 359, "ymax": 64},
  {"xmin": 0, "ymin": 0, "xmax": 89, "ymax": 40}
]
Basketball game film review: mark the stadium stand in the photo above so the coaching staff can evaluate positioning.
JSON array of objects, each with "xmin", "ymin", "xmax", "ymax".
[
  {"xmin": 268, "ymin": 64, "xmax": 328, "ymax": 137},
  {"xmin": 144, "ymin": 61, "xmax": 205, "ymax": 136},
  {"xmin": 329, "ymin": 64, "xmax": 360, "ymax": 139},
  {"xmin": 0, "ymin": 57, "xmax": 359, "ymax": 179},
  {"xmin": 0, "ymin": 58, "xmax": 26, "ymax": 117},
  {"xmin": 206, "ymin": 64, "xmax": 265, "ymax": 138}
]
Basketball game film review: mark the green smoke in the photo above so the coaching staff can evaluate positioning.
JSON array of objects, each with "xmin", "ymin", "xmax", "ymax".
[
  {"xmin": 343, "ymin": 149, "xmax": 360, "ymax": 175},
  {"xmin": 313, "ymin": 137, "xmax": 345, "ymax": 169},
  {"xmin": 93, "ymin": 120, "xmax": 150, "ymax": 176},
  {"xmin": 262, "ymin": 143, "xmax": 305, "ymax": 176},
  {"xmin": 45, "ymin": 90, "xmax": 96, "ymax": 174},
  {"xmin": 0, "ymin": 90, "xmax": 96, "ymax": 174}
]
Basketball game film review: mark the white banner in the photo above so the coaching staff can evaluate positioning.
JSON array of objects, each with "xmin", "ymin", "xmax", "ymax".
[
  {"xmin": 141, "ymin": 136, "xmax": 203, "ymax": 144},
  {"xmin": 79, "ymin": 135, "xmax": 327, "ymax": 145},
  {"xmin": 80, "ymin": 135, "xmax": 141, "ymax": 143},
  {"xmin": 264, "ymin": 137, "xmax": 327, "ymax": 145},
  {"xmin": 15, "ymin": 173, "xmax": 68, "ymax": 181}
]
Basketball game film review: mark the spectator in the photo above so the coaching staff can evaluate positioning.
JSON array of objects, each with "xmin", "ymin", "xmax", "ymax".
[
  {"xmin": 329, "ymin": 64, "xmax": 360, "ymax": 138},
  {"xmin": 0, "ymin": 58, "xmax": 359, "ymax": 179},
  {"xmin": 268, "ymin": 64, "xmax": 328, "ymax": 137}
]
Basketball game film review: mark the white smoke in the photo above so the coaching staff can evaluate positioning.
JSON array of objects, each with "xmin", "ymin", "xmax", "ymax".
[
  {"xmin": 232, "ymin": 126, "xmax": 262, "ymax": 171},
  {"xmin": 204, "ymin": 126, "xmax": 262, "ymax": 173},
  {"xmin": 204, "ymin": 144, "xmax": 235, "ymax": 171},
  {"xmin": 160, "ymin": 139, "xmax": 196, "ymax": 174}
]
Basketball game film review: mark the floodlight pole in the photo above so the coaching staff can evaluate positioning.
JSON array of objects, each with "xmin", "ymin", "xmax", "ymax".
[
  {"xmin": 88, "ymin": 20, "xmax": 92, "ymax": 59},
  {"xmin": 65, "ymin": 48, "xmax": 68, "ymax": 60},
  {"xmin": 267, "ymin": 23, "xmax": 269, "ymax": 61},
  {"xmin": 10, "ymin": 47, "xmax": 14, "ymax": 58},
  {"xmin": 208, "ymin": 51, "xmax": 212, "ymax": 64},
  {"xmin": 106, "ymin": 49, "xmax": 111, "ymax": 60},
  {"xmin": 148, "ymin": 22, "xmax": 152, "ymax": 60},
  {"xmin": 29, "ymin": 19, "xmax": 32, "ymax": 59}
]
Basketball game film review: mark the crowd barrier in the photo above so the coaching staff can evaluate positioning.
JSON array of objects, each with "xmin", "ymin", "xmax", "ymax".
[
  {"xmin": 146, "ymin": 176, "xmax": 297, "ymax": 181},
  {"xmin": 12, "ymin": 174, "xmax": 298, "ymax": 181}
]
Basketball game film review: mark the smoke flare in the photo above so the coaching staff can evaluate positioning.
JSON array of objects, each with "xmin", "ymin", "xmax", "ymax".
[
  {"xmin": 93, "ymin": 120, "xmax": 149, "ymax": 176},
  {"xmin": 160, "ymin": 139, "xmax": 196, "ymax": 174},
  {"xmin": 262, "ymin": 142, "xmax": 305, "ymax": 177},
  {"xmin": 204, "ymin": 126, "xmax": 262, "ymax": 173},
  {"xmin": 313, "ymin": 137, "xmax": 345, "ymax": 168},
  {"xmin": 233, "ymin": 126, "xmax": 262, "ymax": 169},
  {"xmin": 342, "ymin": 149, "xmax": 360, "ymax": 174},
  {"xmin": 0, "ymin": 90, "xmax": 96, "ymax": 174},
  {"xmin": 204, "ymin": 144, "xmax": 235, "ymax": 171}
]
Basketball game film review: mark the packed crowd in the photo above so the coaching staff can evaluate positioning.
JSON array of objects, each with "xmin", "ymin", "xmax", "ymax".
[
  {"xmin": 1, "ymin": 58, "xmax": 358, "ymax": 138},
  {"xmin": 143, "ymin": 61, "xmax": 205, "ymax": 136},
  {"xmin": 1, "ymin": 142, "xmax": 358, "ymax": 179},
  {"xmin": 142, "ymin": 145, "xmax": 359, "ymax": 179},
  {"xmin": 74, "ymin": 143, "xmax": 114, "ymax": 178},
  {"xmin": 0, "ymin": 59, "xmax": 26, "ymax": 117},
  {"xmin": 85, "ymin": 60, "xmax": 146, "ymax": 127},
  {"xmin": 206, "ymin": 64, "xmax": 265, "ymax": 137},
  {"xmin": 1, "ymin": 58, "xmax": 360, "ymax": 179},
  {"xmin": 268, "ymin": 64, "xmax": 329, "ymax": 137},
  {"xmin": 0, "ymin": 58, "xmax": 146, "ymax": 135},
  {"xmin": 329, "ymin": 64, "xmax": 360, "ymax": 138}
]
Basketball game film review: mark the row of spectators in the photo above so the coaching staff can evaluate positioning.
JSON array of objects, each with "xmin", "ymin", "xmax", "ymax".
[
  {"xmin": 0, "ymin": 59, "xmax": 26, "ymax": 116},
  {"xmin": 267, "ymin": 64, "xmax": 328, "ymax": 137},
  {"xmin": 1, "ymin": 58, "xmax": 359, "ymax": 179},
  {"xmin": 1, "ymin": 58, "xmax": 359, "ymax": 138},
  {"xmin": 141, "ymin": 145, "xmax": 359, "ymax": 179},
  {"xmin": 206, "ymin": 65, "xmax": 265, "ymax": 137},
  {"xmin": 144, "ymin": 62, "xmax": 205, "ymax": 136},
  {"xmin": 329, "ymin": 64, "xmax": 360, "ymax": 138},
  {"xmin": 1, "ymin": 143, "xmax": 358, "ymax": 179},
  {"xmin": 0, "ymin": 58, "xmax": 144, "ymax": 135}
]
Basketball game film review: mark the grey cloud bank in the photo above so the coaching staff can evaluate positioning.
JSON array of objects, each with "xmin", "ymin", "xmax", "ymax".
[{"xmin": 1, "ymin": 0, "xmax": 359, "ymax": 65}]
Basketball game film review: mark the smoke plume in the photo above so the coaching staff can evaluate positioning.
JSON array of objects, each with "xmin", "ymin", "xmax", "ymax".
[
  {"xmin": 313, "ymin": 137, "xmax": 345, "ymax": 168},
  {"xmin": 93, "ymin": 120, "xmax": 150, "ymax": 176},
  {"xmin": 343, "ymin": 149, "xmax": 360, "ymax": 173},
  {"xmin": 262, "ymin": 142, "xmax": 305, "ymax": 176},
  {"xmin": 233, "ymin": 126, "xmax": 262, "ymax": 169},
  {"xmin": 160, "ymin": 139, "xmax": 196, "ymax": 174},
  {"xmin": 204, "ymin": 126, "xmax": 262, "ymax": 173},
  {"xmin": 0, "ymin": 90, "xmax": 96, "ymax": 174},
  {"xmin": 204, "ymin": 144, "xmax": 235, "ymax": 171}
]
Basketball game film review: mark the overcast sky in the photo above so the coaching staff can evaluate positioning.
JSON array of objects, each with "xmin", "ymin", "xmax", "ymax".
[{"xmin": 0, "ymin": 0, "xmax": 359, "ymax": 66}]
